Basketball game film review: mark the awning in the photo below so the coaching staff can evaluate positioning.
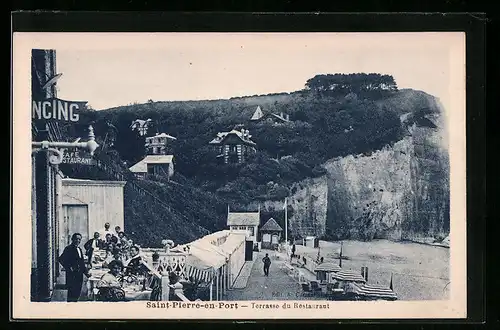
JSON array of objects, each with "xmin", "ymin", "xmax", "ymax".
[
  {"xmin": 354, "ymin": 283, "xmax": 398, "ymax": 300},
  {"xmin": 314, "ymin": 262, "xmax": 341, "ymax": 273},
  {"xmin": 189, "ymin": 244, "xmax": 227, "ymax": 268},
  {"xmin": 331, "ymin": 269, "xmax": 367, "ymax": 283},
  {"xmin": 218, "ymin": 233, "xmax": 246, "ymax": 255},
  {"xmin": 185, "ymin": 264, "xmax": 214, "ymax": 283}
]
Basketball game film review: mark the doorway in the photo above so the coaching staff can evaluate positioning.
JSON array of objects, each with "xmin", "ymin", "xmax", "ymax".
[
  {"xmin": 245, "ymin": 240, "xmax": 253, "ymax": 261},
  {"xmin": 62, "ymin": 205, "xmax": 89, "ymax": 246}
]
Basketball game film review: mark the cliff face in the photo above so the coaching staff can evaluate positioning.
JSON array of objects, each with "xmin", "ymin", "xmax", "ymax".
[
  {"xmin": 324, "ymin": 110, "xmax": 450, "ymax": 242},
  {"xmin": 252, "ymin": 106, "xmax": 450, "ymax": 243},
  {"xmin": 246, "ymin": 176, "xmax": 328, "ymax": 239}
]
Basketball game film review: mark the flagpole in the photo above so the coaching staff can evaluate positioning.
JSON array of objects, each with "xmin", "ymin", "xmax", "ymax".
[
  {"xmin": 284, "ymin": 198, "xmax": 288, "ymax": 244},
  {"xmin": 339, "ymin": 241, "xmax": 343, "ymax": 268}
]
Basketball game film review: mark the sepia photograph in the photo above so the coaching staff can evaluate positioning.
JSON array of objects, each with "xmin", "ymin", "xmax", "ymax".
[{"xmin": 13, "ymin": 32, "xmax": 466, "ymax": 319}]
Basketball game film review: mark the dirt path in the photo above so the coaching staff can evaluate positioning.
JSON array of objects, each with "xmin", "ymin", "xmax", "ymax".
[{"xmin": 225, "ymin": 250, "xmax": 321, "ymax": 301}]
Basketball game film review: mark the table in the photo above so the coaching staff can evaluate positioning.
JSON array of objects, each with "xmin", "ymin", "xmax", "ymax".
[
  {"xmin": 87, "ymin": 268, "xmax": 153, "ymax": 301},
  {"xmin": 87, "ymin": 268, "xmax": 109, "ymax": 300},
  {"xmin": 122, "ymin": 286, "xmax": 153, "ymax": 301}
]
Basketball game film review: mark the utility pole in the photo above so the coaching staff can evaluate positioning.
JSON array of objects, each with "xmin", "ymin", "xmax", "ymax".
[{"xmin": 284, "ymin": 198, "xmax": 287, "ymax": 242}]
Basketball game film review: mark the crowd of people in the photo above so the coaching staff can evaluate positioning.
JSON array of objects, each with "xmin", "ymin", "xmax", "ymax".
[
  {"xmin": 84, "ymin": 222, "xmax": 136, "ymax": 266},
  {"xmin": 59, "ymin": 222, "xmax": 151, "ymax": 302}
]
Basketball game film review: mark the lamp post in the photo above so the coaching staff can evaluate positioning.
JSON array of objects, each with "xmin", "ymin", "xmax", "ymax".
[
  {"xmin": 31, "ymin": 125, "xmax": 98, "ymax": 301},
  {"xmin": 32, "ymin": 125, "xmax": 100, "ymax": 164}
]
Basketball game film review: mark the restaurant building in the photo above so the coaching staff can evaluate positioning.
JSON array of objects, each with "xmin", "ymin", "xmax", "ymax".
[
  {"xmin": 60, "ymin": 178, "xmax": 126, "ymax": 246},
  {"xmin": 31, "ymin": 49, "xmax": 63, "ymax": 302},
  {"xmin": 30, "ymin": 49, "xmax": 104, "ymax": 302}
]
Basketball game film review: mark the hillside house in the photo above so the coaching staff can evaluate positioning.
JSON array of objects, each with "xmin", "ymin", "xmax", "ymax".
[
  {"xmin": 145, "ymin": 132, "xmax": 177, "ymax": 155},
  {"xmin": 129, "ymin": 155, "xmax": 175, "ymax": 180},
  {"xmin": 209, "ymin": 129, "xmax": 257, "ymax": 164},
  {"xmin": 250, "ymin": 106, "xmax": 264, "ymax": 120},
  {"xmin": 130, "ymin": 119, "xmax": 152, "ymax": 136},
  {"xmin": 252, "ymin": 111, "xmax": 290, "ymax": 124},
  {"xmin": 227, "ymin": 207, "xmax": 260, "ymax": 244}
]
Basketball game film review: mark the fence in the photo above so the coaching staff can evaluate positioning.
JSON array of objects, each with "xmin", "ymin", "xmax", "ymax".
[
  {"xmin": 299, "ymin": 254, "xmax": 318, "ymax": 274},
  {"xmin": 281, "ymin": 263, "xmax": 307, "ymax": 284}
]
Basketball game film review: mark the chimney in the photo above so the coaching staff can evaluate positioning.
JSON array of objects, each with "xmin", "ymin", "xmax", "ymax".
[{"xmin": 286, "ymin": 114, "xmax": 290, "ymax": 121}]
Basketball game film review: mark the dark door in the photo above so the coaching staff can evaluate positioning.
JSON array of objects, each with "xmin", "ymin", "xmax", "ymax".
[{"xmin": 245, "ymin": 240, "xmax": 253, "ymax": 261}]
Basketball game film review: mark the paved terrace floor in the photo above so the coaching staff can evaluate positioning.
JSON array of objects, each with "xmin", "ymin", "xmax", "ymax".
[{"xmin": 225, "ymin": 250, "xmax": 322, "ymax": 301}]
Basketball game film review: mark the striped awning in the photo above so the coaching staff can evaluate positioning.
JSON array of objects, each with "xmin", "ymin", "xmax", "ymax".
[
  {"xmin": 186, "ymin": 265, "xmax": 214, "ymax": 283},
  {"xmin": 331, "ymin": 269, "xmax": 367, "ymax": 283},
  {"xmin": 354, "ymin": 283, "xmax": 398, "ymax": 300},
  {"xmin": 314, "ymin": 262, "xmax": 341, "ymax": 273}
]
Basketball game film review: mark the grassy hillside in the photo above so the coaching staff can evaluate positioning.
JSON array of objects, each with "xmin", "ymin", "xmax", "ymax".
[
  {"xmin": 59, "ymin": 149, "xmax": 228, "ymax": 247},
  {"xmin": 59, "ymin": 74, "xmax": 444, "ymax": 243}
]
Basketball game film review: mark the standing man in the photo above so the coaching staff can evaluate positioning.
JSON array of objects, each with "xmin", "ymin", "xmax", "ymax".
[
  {"xmin": 84, "ymin": 232, "xmax": 103, "ymax": 266},
  {"xmin": 59, "ymin": 233, "xmax": 91, "ymax": 302},
  {"xmin": 99, "ymin": 222, "xmax": 113, "ymax": 239},
  {"xmin": 262, "ymin": 253, "xmax": 272, "ymax": 276}
]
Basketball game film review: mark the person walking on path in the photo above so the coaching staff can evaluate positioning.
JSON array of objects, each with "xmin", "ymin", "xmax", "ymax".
[
  {"xmin": 262, "ymin": 253, "xmax": 272, "ymax": 276},
  {"xmin": 59, "ymin": 233, "xmax": 91, "ymax": 302}
]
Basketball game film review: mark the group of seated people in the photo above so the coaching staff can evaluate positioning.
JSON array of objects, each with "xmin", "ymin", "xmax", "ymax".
[
  {"xmin": 92, "ymin": 244, "xmax": 154, "ymax": 301},
  {"xmin": 84, "ymin": 223, "xmax": 136, "ymax": 266}
]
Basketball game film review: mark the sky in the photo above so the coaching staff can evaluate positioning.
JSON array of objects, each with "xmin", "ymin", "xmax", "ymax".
[{"xmin": 44, "ymin": 33, "xmax": 462, "ymax": 111}]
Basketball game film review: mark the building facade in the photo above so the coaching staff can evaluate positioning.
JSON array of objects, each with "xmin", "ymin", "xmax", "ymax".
[
  {"xmin": 128, "ymin": 155, "xmax": 175, "ymax": 180},
  {"xmin": 253, "ymin": 112, "xmax": 290, "ymax": 124},
  {"xmin": 145, "ymin": 132, "xmax": 177, "ymax": 155},
  {"xmin": 209, "ymin": 129, "xmax": 257, "ymax": 164},
  {"xmin": 227, "ymin": 208, "xmax": 261, "ymax": 243},
  {"xmin": 31, "ymin": 49, "xmax": 62, "ymax": 302},
  {"xmin": 260, "ymin": 217, "xmax": 283, "ymax": 250},
  {"xmin": 60, "ymin": 178, "xmax": 126, "ymax": 247}
]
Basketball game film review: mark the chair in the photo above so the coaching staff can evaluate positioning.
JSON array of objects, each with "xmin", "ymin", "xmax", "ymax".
[
  {"xmin": 301, "ymin": 283, "xmax": 313, "ymax": 296},
  {"xmin": 310, "ymin": 281, "xmax": 323, "ymax": 294},
  {"xmin": 95, "ymin": 287, "xmax": 126, "ymax": 302}
]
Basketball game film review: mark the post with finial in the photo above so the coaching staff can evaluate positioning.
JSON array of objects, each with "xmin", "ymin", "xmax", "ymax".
[
  {"xmin": 161, "ymin": 275, "xmax": 170, "ymax": 301},
  {"xmin": 86, "ymin": 125, "xmax": 99, "ymax": 156}
]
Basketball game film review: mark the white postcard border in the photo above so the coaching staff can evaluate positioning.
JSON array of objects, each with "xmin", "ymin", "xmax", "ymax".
[{"xmin": 12, "ymin": 32, "xmax": 467, "ymax": 319}]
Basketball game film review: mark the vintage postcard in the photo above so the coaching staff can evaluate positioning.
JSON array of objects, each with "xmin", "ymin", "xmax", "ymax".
[{"xmin": 12, "ymin": 32, "xmax": 466, "ymax": 319}]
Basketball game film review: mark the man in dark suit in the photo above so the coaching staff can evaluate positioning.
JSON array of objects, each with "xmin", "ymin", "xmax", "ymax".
[
  {"xmin": 84, "ymin": 231, "xmax": 104, "ymax": 266},
  {"xmin": 59, "ymin": 233, "xmax": 91, "ymax": 302}
]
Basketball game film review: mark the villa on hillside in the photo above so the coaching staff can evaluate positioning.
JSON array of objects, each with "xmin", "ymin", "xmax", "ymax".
[
  {"xmin": 129, "ymin": 154, "xmax": 174, "ymax": 180},
  {"xmin": 208, "ymin": 129, "xmax": 257, "ymax": 164},
  {"xmin": 250, "ymin": 106, "xmax": 290, "ymax": 124},
  {"xmin": 129, "ymin": 131, "xmax": 176, "ymax": 180},
  {"xmin": 145, "ymin": 132, "xmax": 177, "ymax": 155},
  {"xmin": 250, "ymin": 106, "xmax": 264, "ymax": 120}
]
